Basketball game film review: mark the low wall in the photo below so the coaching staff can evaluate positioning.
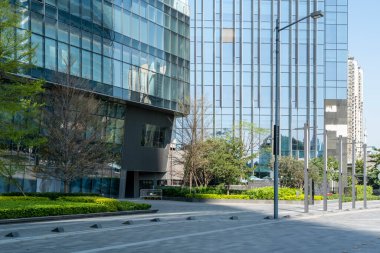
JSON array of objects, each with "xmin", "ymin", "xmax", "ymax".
[{"xmin": 230, "ymin": 181, "xmax": 274, "ymax": 191}]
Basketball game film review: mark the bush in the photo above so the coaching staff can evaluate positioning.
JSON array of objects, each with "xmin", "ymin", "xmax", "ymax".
[
  {"xmin": 0, "ymin": 196, "xmax": 151, "ymax": 219},
  {"xmin": 58, "ymin": 196, "xmax": 151, "ymax": 211},
  {"xmin": 0, "ymin": 203, "xmax": 109, "ymax": 219},
  {"xmin": 160, "ymin": 186, "xmax": 189, "ymax": 197},
  {"xmin": 281, "ymin": 194, "xmax": 323, "ymax": 201},
  {"xmin": 245, "ymin": 187, "xmax": 300, "ymax": 200},
  {"xmin": 0, "ymin": 196, "xmax": 50, "ymax": 201},
  {"xmin": 0, "ymin": 192, "xmax": 101, "ymax": 200},
  {"xmin": 186, "ymin": 194, "xmax": 250, "ymax": 200},
  {"xmin": 356, "ymin": 185, "xmax": 373, "ymax": 196},
  {"xmin": 160, "ymin": 185, "xmax": 244, "ymax": 197}
]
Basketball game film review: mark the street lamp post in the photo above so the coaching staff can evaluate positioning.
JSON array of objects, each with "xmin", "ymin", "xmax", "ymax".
[{"xmin": 273, "ymin": 10, "xmax": 323, "ymax": 219}]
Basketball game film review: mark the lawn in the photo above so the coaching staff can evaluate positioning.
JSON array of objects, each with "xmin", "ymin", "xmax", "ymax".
[{"xmin": 0, "ymin": 196, "xmax": 151, "ymax": 219}]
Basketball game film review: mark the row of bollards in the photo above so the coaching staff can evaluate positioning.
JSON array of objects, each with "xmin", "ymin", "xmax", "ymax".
[{"xmin": 4, "ymin": 215, "xmax": 240, "ymax": 238}]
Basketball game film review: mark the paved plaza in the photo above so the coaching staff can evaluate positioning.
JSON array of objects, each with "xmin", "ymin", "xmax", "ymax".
[{"xmin": 1, "ymin": 200, "xmax": 380, "ymax": 253}]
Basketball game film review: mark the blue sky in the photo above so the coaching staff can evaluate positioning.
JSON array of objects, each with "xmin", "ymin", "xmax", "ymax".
[{"xmin": 348, "ymin": 0, "xmax": 380, "ymax": 148}]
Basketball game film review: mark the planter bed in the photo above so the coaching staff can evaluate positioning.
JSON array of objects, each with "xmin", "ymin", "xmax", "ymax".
[{"xmin": 0, "ymin": 196, "xmax": 151, "ymax": 220}]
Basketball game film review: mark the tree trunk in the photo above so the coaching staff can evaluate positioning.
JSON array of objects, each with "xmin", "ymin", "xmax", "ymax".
[
  {"xmin": 226, "ymin": 185, "xmax": 230, "ymax": 195},
  {"xmin": 64, "ymin": 180, "xmax": 70, "ymax": 193},
  {"xmin": 7, "ymin": 177, "xmax": 11, "ymax": 193},
  {"xmin": 189, "ymin": 171, "xmax": 192, "ymax": 193}
]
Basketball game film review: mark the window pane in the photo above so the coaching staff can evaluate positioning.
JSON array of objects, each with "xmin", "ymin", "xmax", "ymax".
[
  {"xmin": 103, "ymin": 1, "xmax": 113, "ymax": 29},
  {"xmin": 131, "ymin": 14, "xmax": 139, "ymax": 40},
  {"xmin": 123, "ymin": 45, "xmax": 131, "ymax": 63},
  {"xmin": 31, "ymin": 34, "xmax": 43, "ymax": 67},
  {"xmin": 93, "ymin": 53, "xmax": 102, "ymax": 82},
  {"xmin": 103, "ymin": 39, "xmax": 112, "ymax": 57},
  {"xmin": 58, "ymin": 42, "xmax": 69, "ymax": 72},
  {"xmin": 70, "ymin": 46, "xmax": 81, "ymax": 76},
  {"xmin": 70, "ymin": 27, "xmax": 80, "ymax": 47},
  {"xmin": 123, "ymin": 63, "xmax": 131, "ymax": 89},
  {"xmin": 45, "ymin": 39, "xmax": 56, "ymax": 70},
  {"xmin": 82, "ymin": 0, "xmax": 92, "ymax": 21},
  {"xmin": 103, "ymin": 57, "xmax": 112, "ymax": 84},
  {"xmin": 113, "ymin": 42, "xmax": 122, "ymax": 61},
  {"xmin": 45, "ymin": 18, "xmax": 56, "ymax": 39},
  {"xmin": 122, "ymin": 10, "xmax": 130, "ymax": 37},
  {"xmin": 82, "ymin": 50, "xmax": 92, "ymax": 79},
  {"xmin": 140, "ymin": 18, "xmax": 148, "ymax": 44},
  {"xmin": 70, "ymin": 0, "xmax": 80, "ymax": 17},
  {"xmin": 114, "ymin": 6, "xmax": 122, "ymax": 34},
  {"xmin": 82, "ymin": 31, "xmax": 92, "ymax": 51},
  {"xmin": 93, "ymin": 0, "xmax": 102, "ymax": 24},
  {"xmin": 58, "ymin": 22, "xmax": 69, "ymax": 42},
  {"xmin": 93, "ymin": 35, "xmax": 101, "ymax": 54},
  {"xmin": 58, "ymin": 0, "xmax": 69, "ymax": 11},
  {"xmin": 31, "ymin": 12, "xmax": 43, "ymax": 35},
  {"xmin": 113, "ymin": 60, "xmax": 122, "ymax": 87}
]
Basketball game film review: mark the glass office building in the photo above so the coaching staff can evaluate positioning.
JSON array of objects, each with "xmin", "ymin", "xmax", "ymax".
[
  {"xmin": 5, "ymin": 0, "xmax": 190, "ymax": 197},
  {"xmin": 188, "ymin": 0, "xmax": 348, "ymax": 168}
]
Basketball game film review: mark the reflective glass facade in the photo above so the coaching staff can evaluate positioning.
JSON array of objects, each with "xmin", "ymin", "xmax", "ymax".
[
  {"xmin": 19, "ymin": 0, "xmax": 190, "ymax": 112},
  {"xmin": 188, "ymin": 0, "xmax": 348, "ymax": 164},
  {"xmin": 6, "ymin": 0, "xmax": 190, "ymax": 196}
]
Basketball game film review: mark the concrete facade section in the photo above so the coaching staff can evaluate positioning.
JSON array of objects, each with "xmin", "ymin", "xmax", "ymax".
[{"xmin": 325, "ymin": 99, "xmax": 348, "ymax": 187}]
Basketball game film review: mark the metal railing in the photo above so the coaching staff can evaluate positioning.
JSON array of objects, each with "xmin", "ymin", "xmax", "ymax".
[{"xmin": 139, "ymin": 189, "xmax": 163, "ymax": 200}]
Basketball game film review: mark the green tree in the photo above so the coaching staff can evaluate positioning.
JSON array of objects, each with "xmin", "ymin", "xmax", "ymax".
[
  {"xmin": 206, "ymin": 137, "xmax": 254, "ymax": 194},
  {"xmin": 278, "ymin": 156, "xmax": 304, "ymax": 189},
  {"xmin": 365, "ymin": 149, "xmax": 380, "ymax": 188},
  {"xmin": 0, "ymin": 0, "xmax": 44, "ymax": 193}
]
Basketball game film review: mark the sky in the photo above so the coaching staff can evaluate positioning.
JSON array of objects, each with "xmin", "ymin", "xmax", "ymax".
[{"xmin": 348, "ymin": 0, "xmax": 380, "ymax": 148}]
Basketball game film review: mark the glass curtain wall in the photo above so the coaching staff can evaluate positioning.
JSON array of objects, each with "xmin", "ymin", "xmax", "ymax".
[
  {"xmin": 188, "ymin": 0, "xmax": 348, "ymax": 168},
  {"xmin": 21, "ymin": 0, "xmax": 190, "ymax": 113}
]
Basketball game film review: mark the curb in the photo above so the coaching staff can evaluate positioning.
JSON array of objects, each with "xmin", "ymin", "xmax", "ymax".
[
  {"xmin": 162, "ymin": 197, "xmax": 323, "ymax": 205},
  {"xmin": 0, "ymin": 209, "xmax": 158, "ymax": 225}
]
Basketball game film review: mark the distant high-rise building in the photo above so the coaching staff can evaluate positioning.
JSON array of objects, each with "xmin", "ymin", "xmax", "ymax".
[
  {"xmin": 347, "ymin": 57, "xmax": 364, "ymax": 160},
  {"xmin": 186, "ymin": 0, "xmax": 348, "ymax": 169}
]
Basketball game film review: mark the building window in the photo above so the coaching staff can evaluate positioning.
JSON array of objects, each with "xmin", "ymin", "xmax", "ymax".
[
  {"xmin": 141, "ymin": 124, "xmax": 168, "ymax": 148},
  {"xmin": 222, "ymin": 28, "xmax": 234, "ymax": 43},
  {"xmin": 157, "ymin": 180, "xmax": 167, "ymax": 186}
]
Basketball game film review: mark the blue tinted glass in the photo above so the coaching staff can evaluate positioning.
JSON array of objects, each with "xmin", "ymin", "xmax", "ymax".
[
  {"xmin": 93, "ymin": 53, "xmax": 102, "ymax": 82},
  {"xmin": 45, "ymin": 39, "xmax": 56, "ymax": 70},
  {"xmin": 70, "ymin": 46, "xmax": 81, "ymax": 76},
  {"xmin": 82, "ymin": 50, "xmax": 92, "ymax": 79},
  {"xmin": 103, "ymin": 57, "xmax": 112, "ymax": 84}
]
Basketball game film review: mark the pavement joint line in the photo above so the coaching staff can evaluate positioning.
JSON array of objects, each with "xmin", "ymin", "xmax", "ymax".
[{"xmin": 72, "ymin": 220, "xmax": 284, "ymax": 253}]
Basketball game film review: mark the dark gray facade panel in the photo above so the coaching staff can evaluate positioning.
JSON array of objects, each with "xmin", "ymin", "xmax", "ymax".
[{"xmin": 123, "ymin": 106, "xmax": 173, "ymax": 173}]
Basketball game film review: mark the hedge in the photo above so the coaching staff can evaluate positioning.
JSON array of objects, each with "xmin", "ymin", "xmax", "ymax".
[
  {"xmin": 186, "ymin": 194, "xmax": 250, "ymax": 200},
  {"xmin": 245, "ymin": 187, "xmax": 301, "ymax": 200},
  {"xmin": 184, "ymin": 193, "xmax": 324, "ymax": 201},
  {"xmin": 355, "ymin": 185, "xmax": 373, "ymax": 196},
  {"xmin": 0, "ymin": 196, "xmax": 151, "ymax": 219},
  {"xmin": 0, "ymin": 192, "xmax": 101, "ymax": 200}
]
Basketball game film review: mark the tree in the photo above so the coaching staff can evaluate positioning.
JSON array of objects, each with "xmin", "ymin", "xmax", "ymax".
[
  {"xmin": 206, "ymin": 131, "xmax": 259, "ymax": 194},
  {"xmin": 278, "ymin": 156, "xmax": 304, "ymax": 189},
  {"xmin": 36, "ymin": 61, "xmax": 112, "ymax": 193},
  {"xmin": 173, "ymin": 97, "xmax": 212, "ymax": 191},
  {"xmin": 0, "ymin": 0, "xmax": 44, "ymax": 193},
  {"xmin": 362, "ymin": 148, "xmax": 380, "ymax": 188}
]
